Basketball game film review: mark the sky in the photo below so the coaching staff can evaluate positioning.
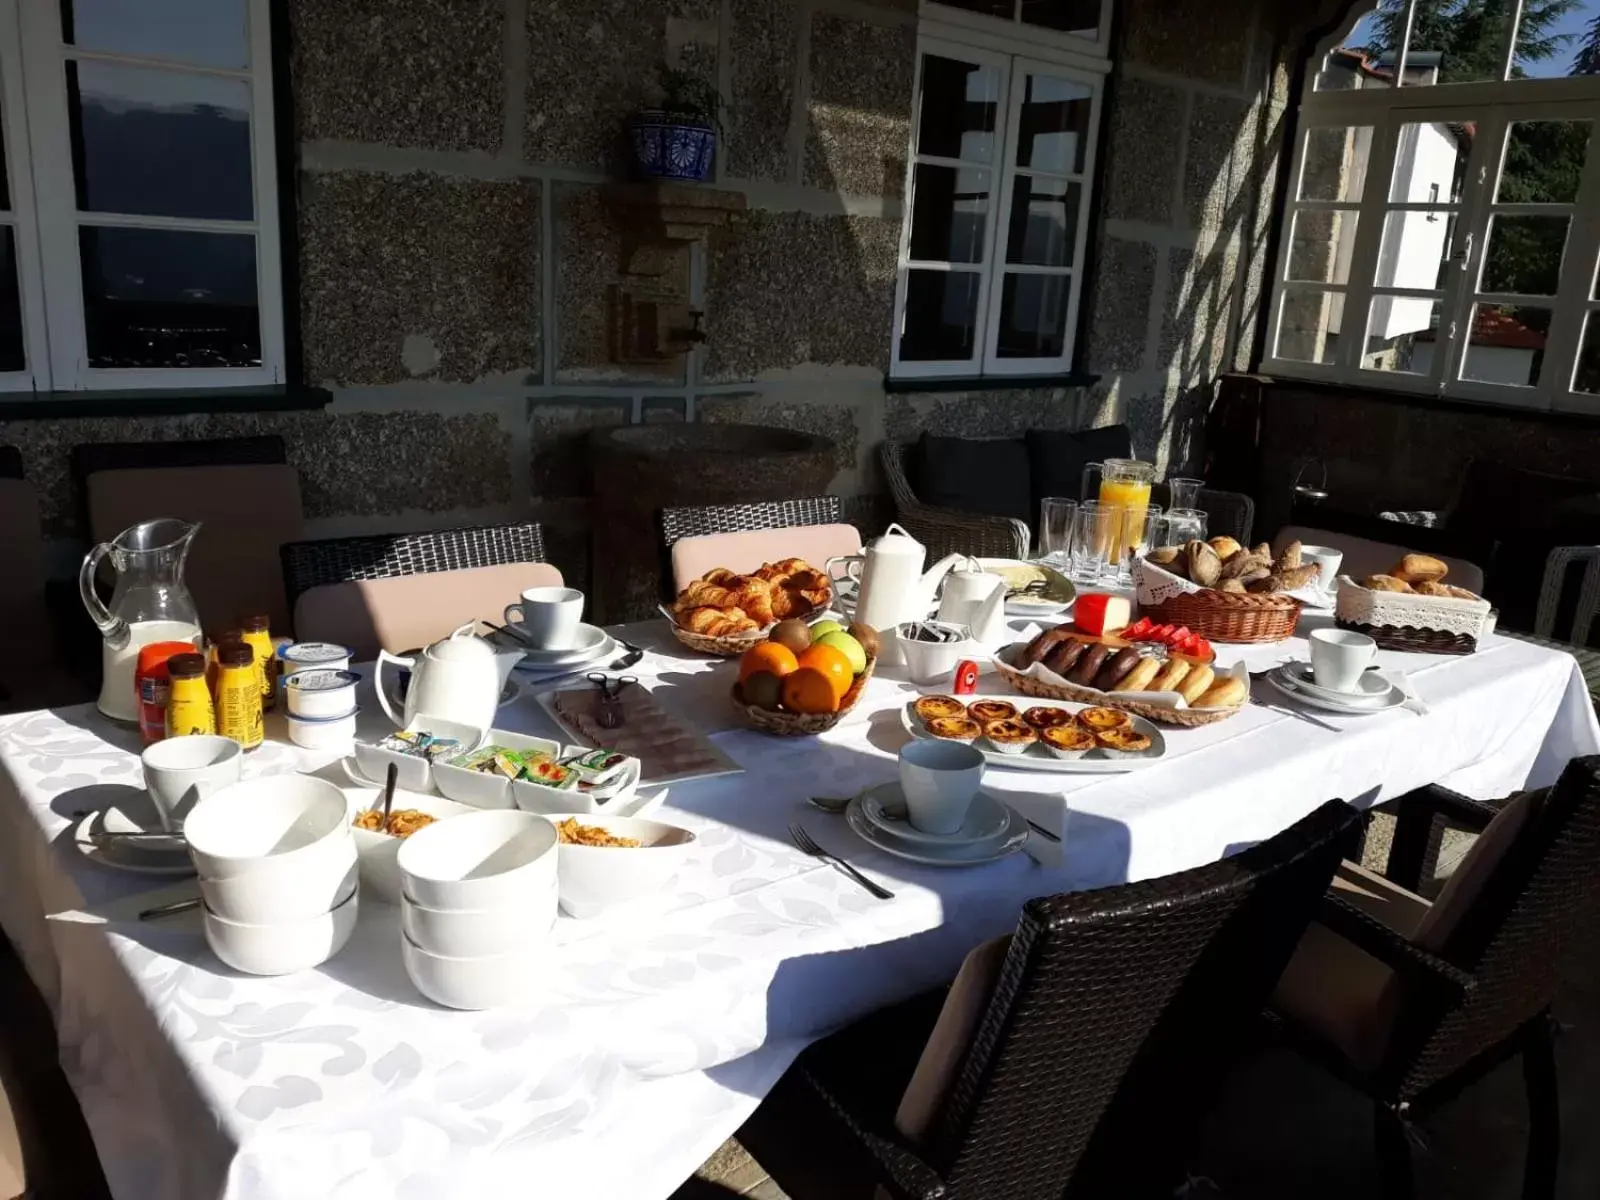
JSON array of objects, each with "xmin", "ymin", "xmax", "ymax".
[{"xmin": 1343, "ymin": 1, "xmax": 1600, "ymax": 78}]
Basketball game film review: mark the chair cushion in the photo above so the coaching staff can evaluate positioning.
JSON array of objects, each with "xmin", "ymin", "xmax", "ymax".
[
  {"xmin": 1272, "ymin": 861, "xmax": 1432, "ymax": 1071},
  {"xmin": 914, "ymin": 435, "xmax": 1032, "ymax": 524},
  {"xmin": 293, "ymin": 562, "xmax": 564, "ymax": 660},
  {"xmin": 894, "ymin": 933, "xmax": 1012, "ymax": 1145},
  {"xmin": 1413, "ymin": 787, "xmax": 1545, "ymax": 954},
  {"xmin": 1025, "ymin": 424, "xmax": 1133, "ymax": 506},
  {"xmin": 1272, "ymin": 525, "xmax": 1485, "ymax": 594},
  {"xmin": 670, "ymin": 524, "xmax": 862, "ymax": 595}
]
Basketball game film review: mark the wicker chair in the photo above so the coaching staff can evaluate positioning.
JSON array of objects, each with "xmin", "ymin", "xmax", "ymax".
[
  {"xmin": 1502, "ymin": 546, "xmax": 1600, "ymax": 706},
  {"xmin": 280, "ymin": 523, "xmax": 549, "ymax": 614},
  {"xmin": 738, "ymin": 799, "xmax": 1361, "ymax": 1200},
  {"xmin": 1270, "ymin": 756, "xmax": 1600, "ymax": 1200},
  {"xmin": 1152, "ymin": 483, "xmax": 1255, "ymax": 545},
  {"xmin": 880, "ymin": 440, "xmax": 1031, "ymax": 560},
  {"xmin": 659, "ymin": 495, "xmax": 843, "ymax": 546}
]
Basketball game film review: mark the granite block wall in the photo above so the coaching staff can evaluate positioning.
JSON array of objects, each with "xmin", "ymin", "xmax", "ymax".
[{"xmin": 5, "ymin": 0, "xmax": 1306, "ymax": 596}]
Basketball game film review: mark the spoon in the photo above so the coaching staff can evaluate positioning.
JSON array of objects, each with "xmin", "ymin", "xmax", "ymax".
[
  {"xmin": 808, "ymin": 795, "xmax": 853, "ymax": 813},
  {"xmin": 382, "ymin": 762, "xmax": 398, "ymax": 827},
  {"xmin": 139, "ymin": 896, "xmax": 201, "ymax": 921}
]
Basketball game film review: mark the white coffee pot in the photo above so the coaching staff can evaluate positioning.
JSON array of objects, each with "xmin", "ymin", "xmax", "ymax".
[
  {"xmin": 828, "ymin": 523, "xmax": 965, "ymax": 664},
  {"xmin": 936, "ymin": 558, "xmax": 1008, "ymax": 644},
  {"xmin": 376, "ymin": 623, "xmax": 500, "ymax": 732}
]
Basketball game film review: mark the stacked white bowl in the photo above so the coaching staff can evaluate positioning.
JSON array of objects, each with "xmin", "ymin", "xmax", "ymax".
[
  {"xmin": 396, "ymin": 810, "xmax": 558, "ymax": 1009},
  {"xmin": 183, "ymin": 776, "xmax": 359, "ymax": 976}
]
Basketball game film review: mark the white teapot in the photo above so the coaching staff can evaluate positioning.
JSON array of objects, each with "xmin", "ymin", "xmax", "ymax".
[
  {"xmin": 827, "ymin": 524, "xmax": 965, "ymax": 664},
  {"xmin": 376, "ymin": 623, "xmax": 500, "ymax": 732},
  {"xmin": 936, "ymin": 558, "xmax": 1008, "ymax": 645}
]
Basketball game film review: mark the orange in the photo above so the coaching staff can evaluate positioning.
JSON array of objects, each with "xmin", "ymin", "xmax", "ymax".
[
  {"xmin": 795, "ymin": 643, "xmax": 853, "ymax": 701},
  {"xmin": 781, "ymin": 667, "xmax": 839, "ymax": 715},
  {"xmin": 739, "ymin": 641, "xmax": 798, "ymax": 685}
]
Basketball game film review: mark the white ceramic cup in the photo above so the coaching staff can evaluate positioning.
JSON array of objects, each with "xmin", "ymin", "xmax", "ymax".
[
  {"xmin": 504, "ymin": 587, "xmax": 584, "ymax": 650},
  {"xmin": 140, "ymin": 736, "xmax": 243, "ymax": 831},
  {"xmin": 1299, "ymin": 545, "xmax": 1344, "ymax": 593},
  {"xmin": 898, "ymin": 739, "xmax": 985, "ymax": 835},
  {"xmin": 1309, "ymin": 628, "xmax": 1378, "ymax": 693}
]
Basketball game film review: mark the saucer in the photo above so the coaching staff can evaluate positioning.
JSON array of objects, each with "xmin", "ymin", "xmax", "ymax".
[
  {"xmin": 846, "ymin": 796, "xmax": 1028, "ymax": 867},
  {"xmin": 511, "ymin": 625, "xmax": 612, "ymax": 666},
  {"xmin": 859, "ymin": 782, "xmax": 1011, "ymax": 848},
  {"xmin": 1266, "ymin": 668, "xmax": 1405, "ymax": 715},
  {"xmin": 1288, "ymin": 664, "xmax": 1394, "ymax": 704},
  {"xmin": 73, "ymin": 806, "xmax": 195, "ymax": 876}
]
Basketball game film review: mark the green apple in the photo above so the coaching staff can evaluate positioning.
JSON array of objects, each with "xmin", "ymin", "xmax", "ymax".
[
  {"xmin": 815, "ymin": 631, "xmax": 867, "ymax": 674},
  {"xmin": 809, "ymin": 619, "xmax": 845, "ymax": 640}
]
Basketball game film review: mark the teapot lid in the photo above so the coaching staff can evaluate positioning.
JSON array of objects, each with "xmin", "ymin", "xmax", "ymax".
[
  {"xmin": 870, "ymin": 522, "xmax": 924, "ymax": 554},
  {"xmin": 427, "ymin": 623, "xmax": 495, "ymax": 662}
]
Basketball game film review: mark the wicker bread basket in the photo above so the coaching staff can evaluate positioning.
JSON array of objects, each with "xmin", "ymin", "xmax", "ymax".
[
  {"xmin": 1334, "ymin": 576, "xmax": 1489, "ymax": 655},
  {"xmin": 732, "ymin": 657, "xmax": 876, "ymax": 735},
  {"xmin": 992, "ymin": 644, "xmax": 1242, "ymax": 727},
  {"xmin": 663, "ymin": 599, "xmax": 832, "ymax": 658},
  {"xmin": 1133, "ymin": 557, "xmax": 1301, "ymax": 644}
]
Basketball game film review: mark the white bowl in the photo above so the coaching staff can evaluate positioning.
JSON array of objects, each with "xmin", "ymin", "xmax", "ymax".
[
  {"xmin": 201, "ymin": 853, "xmax": 358, "ymax": 924},
  {"xmin": 551, "ymin": 814, "xmax": 695, "ymax": 919},
  {"xmin": 349, "ymin": 791, "xmax": 476, "ymax": 904},
  {"xmin": 431, "ymin": 730, "xmax": 565, "ymax": 810},
  {"xmin": 204, "ymin": 887, "xmax": 359, "ymax": 976},
  {"xmin": 397, "ymin": 809, "xmax": 559, "ymax": 911},
  {"xmin": 283, "ymin": 669, "xmax": 361, "ymax": 719},
  {"xmin": 352, "ymin": 716, "xmax": 486, "ymax": 793},
  {"xmin": 401, "ymin": 933, "xmax": 543, "ymax": 1010},
  {"xmin": 896, "ymin": 622, "xmax": 978, "ymax": 686},
  {"xmin": 183, "ymin": 775, "xmax": 353, "ymax": 883},
  {"xmin": 400, "ymin": 887, "xmax": 556, "ymax": 958},
  {"xmin": 286, "ymin": 709, "xmax": 359, "ymax": 752}
]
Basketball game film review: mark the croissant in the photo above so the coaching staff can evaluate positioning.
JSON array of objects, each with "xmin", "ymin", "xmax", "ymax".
[
  {"xmin": 702, "ymin": 568, "xmax": 738, "ymax": 587},
  {"xmin": 783, "ymin": 567, "xmax": 829, "ymax": 593},
  {"xmin": 681, "ymin": 605, "xmax": 757, "ymax": 636},
  {"xmin": 769, "ymin": 587, "xmax": 805, "ymax": 621},
  {"xmin": 754, "ymin": 558, "xmax": 810, "ymax": 582},
  {"xmin": 728, "ymin": 576, "xmax": 776, "ymax": 626},
  {"xmin": 676, "ymin": 579, "xmax": 740, "ymax": 610}
]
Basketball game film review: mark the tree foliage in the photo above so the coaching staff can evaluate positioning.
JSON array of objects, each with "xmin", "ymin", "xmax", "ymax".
[{"xmin": 1360, "ymin": 0, "xmax": 1582, "ymax": 81}]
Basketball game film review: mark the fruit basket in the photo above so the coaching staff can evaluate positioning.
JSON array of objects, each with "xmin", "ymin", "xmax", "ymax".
[{"xmin": 732, "ymin": 657, "xmax": 876, "ymax": 736}]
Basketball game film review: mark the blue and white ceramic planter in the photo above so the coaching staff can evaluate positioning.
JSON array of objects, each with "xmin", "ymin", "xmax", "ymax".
[{"xmin": 628, "ymin": 110, "xmax": 716, "ymax": 181}]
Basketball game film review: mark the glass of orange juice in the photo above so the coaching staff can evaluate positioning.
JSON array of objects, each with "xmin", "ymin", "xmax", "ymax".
[{"xmin": 1097, "ymin": 458, "xmax": 1156, "ymax": 564}]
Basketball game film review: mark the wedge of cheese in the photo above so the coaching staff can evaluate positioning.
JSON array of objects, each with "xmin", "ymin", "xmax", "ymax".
[{"xmin": 1073, "ymin": 593, "xmax": 1131, "ymax": 637}]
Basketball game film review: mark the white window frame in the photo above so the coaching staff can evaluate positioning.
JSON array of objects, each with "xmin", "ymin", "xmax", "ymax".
[
  {"xmin": 0, "ymin": 0, "xmax": 52, "ymax": 393},
  {"xmin": 1264, "ymin": 7, "xmax": 1600, "ymax": 413},
  {"xmin": 0, "ymin": 0, "xmax": 283, "ymax": 395},
  {"xmin": 891, "ymin": 7, "xmax": 1108, "ymax": 381}
]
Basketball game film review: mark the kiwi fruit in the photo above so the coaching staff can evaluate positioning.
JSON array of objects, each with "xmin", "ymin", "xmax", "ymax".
[
  {"xmin": 769, "ymin": 619, "xmax": 812, "ymax": 654},
  {"xmin": 847, "ymin": 621, "xmax": 881, "ymax": 660}
]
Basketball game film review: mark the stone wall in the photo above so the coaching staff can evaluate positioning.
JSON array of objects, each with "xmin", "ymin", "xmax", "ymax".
[{"xmin": 4, "ymin": 0, "xmax": 1299, "ymax": 591}]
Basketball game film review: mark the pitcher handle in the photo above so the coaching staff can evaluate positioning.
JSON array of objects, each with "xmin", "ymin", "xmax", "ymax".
[
  {"xmin": 824, "ymin": 555, "xmax": 864, "ymax": 587},
  {"xmin": 78, "ymin": 541, "xmax": 129, "ymax": 648},
  {"xmin": 374, "ymin": 650, "xmax": 415, "ymax": 728}
]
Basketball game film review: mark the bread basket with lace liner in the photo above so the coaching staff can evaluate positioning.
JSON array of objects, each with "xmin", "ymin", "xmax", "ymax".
[
  {"xmin": 1334, "ymin": 577, "xmax": 1490, "ymax": 655},
  {"xmin": 991, "ymin": 643, "xmax": 1246, "ymax": 727},
  {"xmin": 1132, "ymin": 555, "xmax": 1302, "ymax": 644}
]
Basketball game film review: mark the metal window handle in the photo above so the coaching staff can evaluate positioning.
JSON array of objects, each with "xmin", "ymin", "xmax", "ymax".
[{"xmin": 1451, "ymin": 231, "xmax": 1473, "ymax": 265}]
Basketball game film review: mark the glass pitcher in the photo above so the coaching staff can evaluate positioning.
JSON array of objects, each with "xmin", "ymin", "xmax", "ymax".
[
  {"xmin": 79, "ymin": 519, "xmax": 203, "ymax": 721},
  {"xmin": 1096, "ymin": 458, "xmax": 1157, "ymax": 562}
]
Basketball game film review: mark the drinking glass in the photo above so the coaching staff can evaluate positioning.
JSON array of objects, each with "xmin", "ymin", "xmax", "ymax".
[
  {"xmin": 1080, "ymin": 461, "xmax": 1103, "ymax": 503},
  {"xmin": 1166, "ymin": 476, "xmax": 1204, "ymax": 511},
  {"xmin": 1115, "ymin": 503, "xmax": 1162, "ymax": 586},
  {"xmin": 1037, "ymin": 497, "xmax": 1076, "ymax": 565},
  {"xmin": 1165, "ymin": 507, "xmax": 1208, "ymax": 545},
  {"xmin": 1069, "ymin": 502, "xmax": 1114, "ymax": 584}
]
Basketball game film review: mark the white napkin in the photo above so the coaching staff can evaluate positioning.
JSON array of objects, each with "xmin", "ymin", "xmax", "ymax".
[{"xmin": 1377, "ymin": 668, "xmax": 1429, "ymax": 715}]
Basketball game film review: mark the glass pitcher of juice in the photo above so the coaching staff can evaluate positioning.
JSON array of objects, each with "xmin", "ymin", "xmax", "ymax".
[{"xmin": 1097, "ymin": 458, "xmax": 1156, "ymax": 561}]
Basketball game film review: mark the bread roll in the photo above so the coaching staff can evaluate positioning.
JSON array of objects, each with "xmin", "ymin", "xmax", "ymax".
[
  {"xmin": 1148, "ymin": 658, "xmax": 1191, "ymax": 692},
  {"xmin": 1221, "ymin": 551, "xmax": 1270, "ymax": 580},
  {"xmin": 1238, "ymin": 565, "xmax": 1272, "ymax": 584},
  {"xmin": 1146, "ymin": 545, "xmax": 1183, "ymax": 567},
  {"xmin": 1177, "ymin": 664, "xmax": 1215, "ymax": 704},
  {"xmin": 1208, "ymin": 536, "xmax": 1243, "ymax": 560},
  {"xmin": 1194, "ymin": 676, "xmax": 1248, "ymax": 708},
  {"xmin": 1113, "ymin": 656, "xmax": 1163, "ymax": 693},
  {"xmin": 1444, "ymin": 584, "xmax": 1481, "ymax": 601},
  {"xmin": 1186, "ymin": 540, "xmax": 1222, "ymax": 587},
  {"xmin": 1279, "ymin": 564, "xmax": 1321, "ymax": 590},
  {"xmin": 1414, "ymin": 581, "xmax": 1451, "ymax": 597},
  {"xmin": 1247, "ymin": 573, "xmax": 1286, "ymax": 594},
  {"xmin": 1364, "ymin": 574, "xmax": 1414, "ymax": 593},
  {"xmin": 1252, "ymin": 543, "xmax": 1271, "ymax": 559},
  {"xmin": 1275, "ymin": 540, "xmax": 1303, "ymax": 572},
  {"xmin": 1391, "ymin": 553, "xmax": 1447, "ymax": 584},
  {"xmin": 1217, "ymin": 578, "xmax": 1248, "ymax": 593}
]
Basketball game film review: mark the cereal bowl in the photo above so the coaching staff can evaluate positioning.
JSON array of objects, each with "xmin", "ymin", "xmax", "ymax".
[
  {"xmin": 400, "ymin": 887, "xmax": 556, "ymax": 958},
  {"xmin": 183, "ymin": 775, "xmax": 353, "ymax": 885},
  {"xmin": 549, "ymin": 814, "xmax": 695, "ymax": 919},
  {"xmin": 203, "ymin": 887, "xmax": 359, "ymax": 977},
  {"xmin": 200, "ymin": 854, "xmax": 358, "ymax": 924},
  {"xmin": 397, "ymin": 809, "xmax": 558, "ymax": 911},
  {"xmin": 348, "ymin": 791, "xmax": 476, "ymax": 904},
  {"xmin": 401, "ymin": 933, "xmax": 543, "ymax": 1011}
]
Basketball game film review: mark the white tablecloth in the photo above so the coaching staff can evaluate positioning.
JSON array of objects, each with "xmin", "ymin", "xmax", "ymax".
[{"xmin": 0, "ymin": 619, "xmax": 1595, "ymax": 1200}]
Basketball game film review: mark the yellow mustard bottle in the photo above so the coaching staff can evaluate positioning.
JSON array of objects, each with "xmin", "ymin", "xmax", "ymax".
[
  {"xmin": 240, "ymin": 614, "xmax": 276, "ymax": 711},
  {"xmin": 215, "ymin": 641, "xmax": 264, "ymax": 751},
  {"xmin": 164, "ymin": 653, "xmax": 216, "ymax": 737}
]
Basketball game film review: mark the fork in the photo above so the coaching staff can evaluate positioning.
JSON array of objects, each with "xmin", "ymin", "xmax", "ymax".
[{"xmin": 788, "ymin": 823, "xmax": 894, "ymax": 899}]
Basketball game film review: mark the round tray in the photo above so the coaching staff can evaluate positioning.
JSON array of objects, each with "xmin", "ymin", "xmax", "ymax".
[
  {"xmin": 992, "ymin": 648, "xmax": 1240, "ymax": 727},
  {"xmin": 1140, "ymin": 589, "xmax": 1302, "ymax": 644},
  {"xmin": 671, "ymin": 622, "xmax": 769, "ymax": 657},
  {"xmin": 731, "ymin": 657, "xmax": 876, "ymax": 736},
  {"xmin": 1335, "ymin": 619, "xmax": 1477, "ymax": 656}
]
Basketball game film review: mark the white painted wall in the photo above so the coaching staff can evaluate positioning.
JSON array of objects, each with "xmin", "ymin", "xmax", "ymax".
[{"xmin": 1368, "ymin": 120, "xmax": 1458, "ymax": 341}]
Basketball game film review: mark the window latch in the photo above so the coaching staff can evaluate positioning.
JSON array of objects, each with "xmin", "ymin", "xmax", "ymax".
[{"xmin": 1451, "ymin": 231, "xmax": 1473, "ymax": 265}]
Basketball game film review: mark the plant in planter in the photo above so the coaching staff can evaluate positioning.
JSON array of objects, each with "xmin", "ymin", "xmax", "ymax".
[{"xmin": 628, "ymin": 64, "xmax": 722, "ymax": 183}]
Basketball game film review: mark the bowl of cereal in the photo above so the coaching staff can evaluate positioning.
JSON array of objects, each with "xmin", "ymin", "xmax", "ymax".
[
  {"xmin": 348, "ymin": 790, "xmax": 475, "ymax": 904},
  {"xmin": 548, "ymin": 814, "xmax": 695, "ymax": 919}
]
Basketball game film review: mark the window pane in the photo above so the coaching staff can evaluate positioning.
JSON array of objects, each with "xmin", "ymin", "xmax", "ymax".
[
  {"xmin": 1387, "ymin": 121, "xmax": 1470, "ymax": 204},
  {"xmin": 1575, "ymin": 314, "xmax": 1600, "ymax": 394},
  {"xmin": 61, "ymin": 0, "xmax": 248, "ymax": 70},
  {"xmin": 1498, "ymin": 120, "xmax": 1592, "ymax": 204},
  {"xmin": 0, "ymin": 227, "xmax": 22, "ymax": 372},
  {"xmin": 1363, "ymin": 294, "xmax": 1440, "ymax": 375},
  {"xmin": 1401, "ymin": 2, "xmax": 1514, "ymax": 85},
  {"xmin": 917, "ymin": 56, "xmax": 1002, "ymax": 163},
  {"xmin": 1020, "ymin": 0, "xmax": 1099, "ymax": 35},
  {"xmin": 900, "ymin": 270, "xmax": 981, "ymax": 362},
  {"xmin": 935, "ymin": 0, "xmax": 1011, "ymax": 15},
  {"xmin": 1482, "ymin": 215, "xmax": 1568, "ymax": 295},
  {"xmin": 1375, "ymin": 209, "xmax": 1455, "ymax": 290},
  {"xmin": 1005, "ymin": 177, "xmax": 1079, "ymax": 267},
  {"xmin": 1276, "ymin": 289, "xmax": 1345, "ymax": 364},
  {"xmin": 996, "ymin": 272, "xmax": 1069, "ymax": 359},
  {"xmin": 1315, "ymin": 12, "xmax": 1392, "ymax": 92},
  {"xmin": 1299, "ymin": 126, "xmax": 1372, "ymax": 202},
  {"xmin": 1013, "ymin": 74, "xmax": 1091, "ymax": 174},
  {"xmin": 79, "ymin": 226, "xmax": 260, "ymax": 369},
  {"xmin": 1461, "ymin": 305, "xmax": 1549, "ymax": 387},
  {"xmin": 908, "ymin": 165, "xmax": 990, "ymax": 263},
  {"xmin": 1287, "ymin": 209, "xmax": 1358, "ymax": 284},
  {"xmin": 68, "ymin": 61, "xmax": 253, "ymax": 220}
]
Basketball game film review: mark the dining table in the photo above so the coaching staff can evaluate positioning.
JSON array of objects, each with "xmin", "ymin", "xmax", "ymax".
[{"xmin": 0, "ymin": 611, "xmax": 1596, "ymax": 1200}]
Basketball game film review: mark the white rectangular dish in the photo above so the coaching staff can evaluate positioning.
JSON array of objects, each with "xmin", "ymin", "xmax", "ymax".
[
  {"xmin": 533, "ymin": 684, "xmax": 743, "ymax": 787},
  {"xmin": 900, "ymin": 694, "xmax": 1167, "ymax": 773}
]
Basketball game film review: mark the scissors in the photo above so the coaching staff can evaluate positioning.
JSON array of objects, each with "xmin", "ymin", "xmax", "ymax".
[{"xmin": 586, "ymin": 674, "xmax": 639, "ymax": 729}]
